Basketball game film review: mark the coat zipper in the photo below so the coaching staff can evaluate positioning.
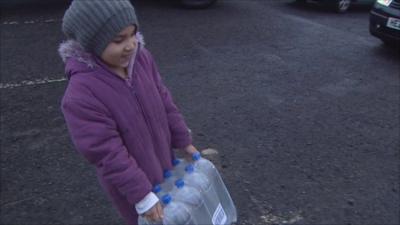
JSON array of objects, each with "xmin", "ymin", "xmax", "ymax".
[
  {"xmin": 133, "ymin": 92, "xmax": 156, "ymax": 141},
  {"xmin": 127, "ymin": 45, "xmax": 158, "ymax": 152}
]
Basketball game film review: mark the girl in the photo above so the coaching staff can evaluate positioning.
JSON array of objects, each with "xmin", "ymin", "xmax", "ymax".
[{"xmin": 58, "ymin": 0, "xmax": 199, "ymax": 224}]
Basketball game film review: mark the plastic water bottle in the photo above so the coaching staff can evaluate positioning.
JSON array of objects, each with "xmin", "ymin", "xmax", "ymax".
[
  {"xmin": 152, "ymin": 184, "xmax": 167, "ymax": 200},
  {"xmin": 161, "ymin": 194, "xmax": 196, "ymax": 225},
  {"xmin": 160, "ymin": 170, "xmax": 177, "ymax": 193},
  {"xmin": 183, "ymin": 164, "xmax": 228, "ymax": 225},
  {"xmin": 192, "ymin": 152, "xmax": 237, "ymax": 224},
  {"xmin": 171, "ymin": 158, "xmax": 188, "ymax": 178},
  {"xmin": 138, "ymin": 216, "xmax": 151, "ymax": 225},
  {"xmin": 171, "ymin": 179, "xmax": 212, "ymax": 225}
]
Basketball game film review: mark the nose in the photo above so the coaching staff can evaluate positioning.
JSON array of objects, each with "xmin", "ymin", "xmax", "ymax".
[{"xmin": 125, "ymin": 39, "xmax": 136, "ymax": 52}]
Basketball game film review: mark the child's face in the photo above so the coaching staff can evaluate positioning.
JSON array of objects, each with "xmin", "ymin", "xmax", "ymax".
[{"xmin": 101, "ymin": 25, "xmax": 137, "ymax": 71}]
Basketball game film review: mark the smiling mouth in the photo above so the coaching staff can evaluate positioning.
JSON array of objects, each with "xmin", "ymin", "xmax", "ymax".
[{"xmin": 121, "ymin": 54, "xmax": 132, "ymax": 60}]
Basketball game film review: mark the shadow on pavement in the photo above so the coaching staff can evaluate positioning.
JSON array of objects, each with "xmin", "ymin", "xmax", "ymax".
[
  {"xmin": 371, "ymin": 43, "xmax": 400, "ymax": 61},
  {"xmin": 286, "ymin": 0, "xmax": 373, "ymax": 14}
]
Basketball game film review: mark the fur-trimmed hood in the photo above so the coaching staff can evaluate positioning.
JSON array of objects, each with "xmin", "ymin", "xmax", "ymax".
[{"xmin": 58, "ymin": 32, "xmax": 145, "ymax": 79}]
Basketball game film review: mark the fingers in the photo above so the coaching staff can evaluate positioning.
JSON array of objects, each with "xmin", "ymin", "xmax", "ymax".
[
  {"xmin": 185, "ymin": 145, "xmax": 198, "ymax": 154},
  {"xmin": 156, "ymin": 202, "xmax": 164, "ymax": 219},
  {"xmin": 144, "ymin": 206, "xmax": 156, "ymax": 222},
  {"xmin": 144, "ymin": 202, "xmax": 163, "ymax": 222},
  {"xmin": 183, "ymin": 145, "xmax": 200, "ymax": 162}
]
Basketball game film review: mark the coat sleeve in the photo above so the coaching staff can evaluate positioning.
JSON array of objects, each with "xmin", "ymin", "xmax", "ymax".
[
  {"xmin": 62, "ymin": 98, "xmax": 152, "ymax": 205},
  {"xmin": 143, "ymin": 49, "xmax": 192, "ymax": 149}
]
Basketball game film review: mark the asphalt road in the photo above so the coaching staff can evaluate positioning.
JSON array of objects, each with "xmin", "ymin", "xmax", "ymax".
[{"xmin": 1, "ymin": 0, "xmax": 399, "ymax": 225}]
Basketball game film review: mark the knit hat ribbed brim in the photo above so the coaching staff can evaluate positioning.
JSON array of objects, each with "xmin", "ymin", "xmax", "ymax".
[{"xmin": 62, "ymin": 0, "xmax": 138, "ymax": 56}]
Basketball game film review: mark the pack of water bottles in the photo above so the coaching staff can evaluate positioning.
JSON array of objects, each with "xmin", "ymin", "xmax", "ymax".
[{"xmin": 139, "ymin": 152, "xmax": 237, "ymax": 225}]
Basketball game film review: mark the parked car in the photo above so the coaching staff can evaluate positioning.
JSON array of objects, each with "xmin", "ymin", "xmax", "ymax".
[
  {"xmin": 369, "ymin": 0, "xmax": 400, "ymax": 46},
  {"xmin": 296, "ymin": 0, "xmax": 375, "ymax": 13}
]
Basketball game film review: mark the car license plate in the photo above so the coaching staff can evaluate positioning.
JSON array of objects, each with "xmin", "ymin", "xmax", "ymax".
[{"xmin": 387, "ymin": 17, "xmax": 400, "ymax": 31}]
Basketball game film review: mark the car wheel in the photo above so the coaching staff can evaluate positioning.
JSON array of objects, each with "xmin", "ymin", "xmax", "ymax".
[
  {"xmin": 334, "ymin": 0, "xmax": 351, "ymax": 13},
  {"xmin": 179, "ymin": 0, "xmax": 217, "ymax": 9}
]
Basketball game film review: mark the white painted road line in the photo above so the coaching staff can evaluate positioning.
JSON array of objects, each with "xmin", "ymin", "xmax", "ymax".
[
  {"xmin": 0, "ymin": 77, "xmax": 67, "ymax": 89},
  {"xmin": 2, "ymin": 19, "xmax": 59, "ymax": 25}
]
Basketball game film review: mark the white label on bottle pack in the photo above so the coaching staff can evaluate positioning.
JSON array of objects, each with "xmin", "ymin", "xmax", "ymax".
[{"xmin": 212, "ymin": 203, "xmax": 227, "ymax": 225}]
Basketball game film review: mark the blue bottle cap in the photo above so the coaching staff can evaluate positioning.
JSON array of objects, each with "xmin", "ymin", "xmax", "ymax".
[
  {"xmin": 172, "ymin": 159, "xmax": 181, "ymax": 166},
  {"xmin": 175, "ymin": 179, "xmax": 185, "ymax": 188},
  {"xmin": 192, "ymin": 152, "xmax": 201, "ymax": 161},
  {"xmin": 185, "ymin": 164, "xmax": 194, "ymax": 173},
  {"xmin": 162, "ymin": 194, "xmax": 172, "ymax": 205},
  {"xmin": 163, "ymin": 170, "xmax": 172, "ymax": 178},
  {"xmin": 152, "ymin": 184, "xmax": 162, "ymax": 193}
]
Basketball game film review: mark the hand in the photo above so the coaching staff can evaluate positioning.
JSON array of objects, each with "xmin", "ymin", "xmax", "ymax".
[
  {"xmin": 143, "ymin": 202, "xmax": 163, "ymax": 222},
  {"xmin": 181, "ymin": 144, "xmax": 199, "ymax": 162}
]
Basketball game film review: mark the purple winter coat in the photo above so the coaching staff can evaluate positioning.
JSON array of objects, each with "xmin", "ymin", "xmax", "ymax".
[{"xmin": 58, "ymin": 34, "xmax": 192, "ymax": 225}]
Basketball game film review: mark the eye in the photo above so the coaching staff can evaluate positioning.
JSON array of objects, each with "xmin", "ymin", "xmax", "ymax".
[{"xmin": 113, "ymin": 38, "xmax": 123, "ymax": 44}]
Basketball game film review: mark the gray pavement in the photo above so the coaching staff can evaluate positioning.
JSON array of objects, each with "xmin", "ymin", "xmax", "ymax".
[{"xmin": 1, "ymin": 0, "xmax": 399, "ymax": 225}]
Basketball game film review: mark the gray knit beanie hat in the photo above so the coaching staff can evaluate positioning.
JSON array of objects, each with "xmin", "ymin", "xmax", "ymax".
[{"xmin": 62, "ymin": 0, "xmax": 138, "ymax": 56}]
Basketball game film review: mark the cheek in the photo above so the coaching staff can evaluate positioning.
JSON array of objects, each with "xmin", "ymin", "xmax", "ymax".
[{"xmin": 102, "ymin": 46, "xmax": 122, "ymax": 65}]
